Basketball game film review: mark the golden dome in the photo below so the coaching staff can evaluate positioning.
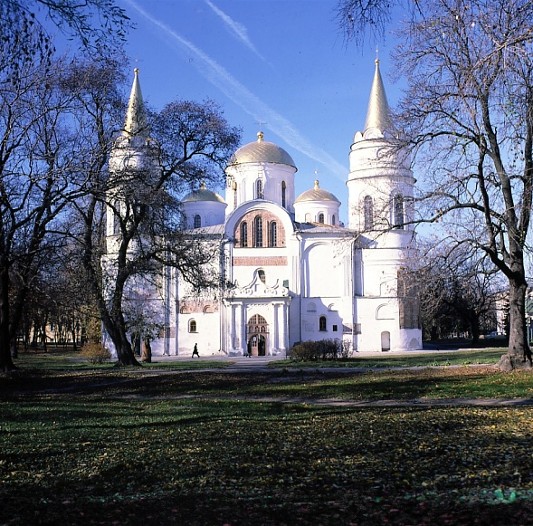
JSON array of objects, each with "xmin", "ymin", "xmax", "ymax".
[
  {"xmin": 228, "ymin": 132, "xmax": 297, "ymax": 169},
  {"xmin": 183, "ymin": 183, "xmax": 225, "ymax": 204},
  {"xmin": 295, "ymin": 180, "xmax": 340, "ymax": 204}
]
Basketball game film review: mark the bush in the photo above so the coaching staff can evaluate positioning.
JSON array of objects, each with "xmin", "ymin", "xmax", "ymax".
[
  {"xmin": 291, "ymin": 339, "xmax": 342, "ymax": 361},
  {"xmin": 81, "ymin": 343, "xmax": 111, "ymax": 364}
]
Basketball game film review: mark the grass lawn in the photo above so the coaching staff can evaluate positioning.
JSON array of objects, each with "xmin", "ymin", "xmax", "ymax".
[
  {"xmin": 1, "ymin": 350, "xmax": 532, "ymax": 525},
  {"xmin": 277, "ymin": 348, "xmax": 505, "ymax": 368}
]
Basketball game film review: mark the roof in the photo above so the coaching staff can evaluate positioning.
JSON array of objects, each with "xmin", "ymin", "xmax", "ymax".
[
  {"xmin": 228, "ymin": 132, "xmax": 297, "ymax": 169},
  {"xmin": 363, "ymin": 59, "xmax": 391, "ymax": 134},
  {"xmin": 295, "ymin": 222, "xmax": 352, "ymax": 235},
  {"xmin": 123, "ymin": 68, "xmax": 148, "ymax": 138},
  {"xmin": 183, "ymin": 183, "xmax": 225, "ymax": 204},
  {"xmin": 185, "ymin": 224, "xmax": 225, "ymax": 236},
  {"xmin": 295, "ymin": 180, "xmax": 340, "ymax": 204}
]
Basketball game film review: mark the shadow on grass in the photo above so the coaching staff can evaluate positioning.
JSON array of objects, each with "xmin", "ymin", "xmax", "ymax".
[
  {"xmin": 2, "ymin": 364, "xmax": 531, "ymax": 401},
  {"xmin": 1, "ymin": 398, "xmax": 532, "ymax": 526}
]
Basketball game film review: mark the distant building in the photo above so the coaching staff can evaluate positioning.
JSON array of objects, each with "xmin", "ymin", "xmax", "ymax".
[{"xmin": 104, "ymin": 62, "xmax": 422, "ymax": 356}]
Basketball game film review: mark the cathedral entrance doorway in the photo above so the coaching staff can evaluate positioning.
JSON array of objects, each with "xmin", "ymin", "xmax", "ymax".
[
  {"xmin": 248, "ymin": 334, "xmax": 266, "ymax": 356},
  {"xmin": 247, "ymin": 314, "xmax": 269, "ymax": 356}
]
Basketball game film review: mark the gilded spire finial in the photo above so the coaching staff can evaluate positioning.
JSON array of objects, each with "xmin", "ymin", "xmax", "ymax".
[
  {"xmin": 124, "ymin": 68, "xmax": 147, "ymax": 137},
  {"xmin": 257, "ymin": 131, "xmax": 264, "ymax": 142},
  {"xmin": 363, "ymin": 58, "xmax": 391, "ymax": 133},
  {"xmin": 314, "ymin": 179, "xmax": 319, "ymax": 190}
]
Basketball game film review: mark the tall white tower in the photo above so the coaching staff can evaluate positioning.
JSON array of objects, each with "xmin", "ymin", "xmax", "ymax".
[
  {"xmin": 348, "ymin": 60, "xmax": 421, "ymax": 352},
  {"xmin": 106, "ymin": 68, "xmax": 160, "ymax": 255},
  {"xmin": 103, "ymin": 69, "xmax": 172, "ymax": 358},
  {"xmin": 347, "ymin": 59, "xmax": 415, "ymax": 245}
]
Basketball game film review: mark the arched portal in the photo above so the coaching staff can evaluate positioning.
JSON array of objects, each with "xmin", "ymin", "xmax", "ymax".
[{"xmin": 247, "ymin": 314, "xmax": 268, "ymax": 356}]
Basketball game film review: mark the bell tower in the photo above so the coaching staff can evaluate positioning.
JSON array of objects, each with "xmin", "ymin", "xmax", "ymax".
[
  {"xmin": 106, "ymin": 69, "xmax": 160, "ymax": 255},
  {"xmin": 347, "ymin": 59, "xmax": 415, "ymax": 241}
]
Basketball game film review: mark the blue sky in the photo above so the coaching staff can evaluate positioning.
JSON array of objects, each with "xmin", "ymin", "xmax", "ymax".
[{"xmin": 117, "ymin": 0, "xmax": 401, "ymax": 224}]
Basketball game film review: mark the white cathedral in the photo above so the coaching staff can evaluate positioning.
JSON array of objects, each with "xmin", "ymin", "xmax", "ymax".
[{"xmin": 105, "ymin": 61, "xmax": 422, "ymax": 358}]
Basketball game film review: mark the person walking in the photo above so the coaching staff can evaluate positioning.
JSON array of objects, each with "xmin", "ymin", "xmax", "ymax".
[{"xmin": 192, "ymin": 343, "xmax": 199, "ymax": 358}]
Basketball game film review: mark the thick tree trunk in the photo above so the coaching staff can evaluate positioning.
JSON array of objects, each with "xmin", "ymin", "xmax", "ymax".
[
  {"xmin": 498, "ymin": 280, "xmax": 532, "ymax": 371},
  {"xmin": 0, "ymin": 266, "xmax": 14, "ymax": 371},
  {"xmin": 104, "ymin": 315, "xmax": 140, "ymax": 366},
  {"xmin": 106, "ymin": 325, "xmax": 140, "ymax": 366}
]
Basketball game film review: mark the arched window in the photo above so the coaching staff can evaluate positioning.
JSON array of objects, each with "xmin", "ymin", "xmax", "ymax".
[
  {"xmin": 233, "ymin": 182, "xmax": 238, "ymax": 208},
  {"xmin": 281, "ymin": 181, "xmax": 286, "ymax": 208},
  {"xmin": 332, "ymin": 215, "xmax": 336, "ymax": 226},
  {"xmin": 393, "ymin": 194, "xmax": 404, "ymax": 229},
  {"xmin": 319, "ymin": 316, "xmax": 327, "ymax": 332},
  {"xmin": 318, "ymin": 213, "xmax": 325, "ymax": 224},
  {"xmin": 258, "ymin": 269, "xmax": 266, "ymax": 283},
  {"xmin": 253, "ymin": 216, "xmax": 263, "ymax": 247},
  {"xmin": 189, "ymin": 320, "xmax": 197, "ymax": 333},
  {"xmin": 240, "ymin": 221, "xmax": 248, "ymax": 247},
  {"xmin": 193, "ymin": 214, "xmax": 201, "ymax": 228},
  {"xmin": 269, "ymin": 221, "xmax": 277, "ymax": 247},
  {"xmin": 364, "ymin": 195, "xmax": 374, "ymax": 230},
  {"xmin": 256, "ymin": 179, "xmax": 264, "ymax": 199}
]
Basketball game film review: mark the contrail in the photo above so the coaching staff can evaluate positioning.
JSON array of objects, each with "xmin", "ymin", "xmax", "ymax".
[
  {"xmin": 205, "ymin": 0, "xmax": 265, "ymax": 61},
  {"xmin": 124, "ymin": 0, "xmax": 347, "ymax": 181}
]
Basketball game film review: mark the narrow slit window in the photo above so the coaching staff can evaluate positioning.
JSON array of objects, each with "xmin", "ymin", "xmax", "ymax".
[
  {"xmin": 269, "ymin": 221, "xmax": 277, "ymax": 247},
  {"xmin": 254, "ymin": 216, "xmax": 263, "ymax": 247}
]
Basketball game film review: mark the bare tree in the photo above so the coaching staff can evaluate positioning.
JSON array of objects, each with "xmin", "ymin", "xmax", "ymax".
[
  {"xmin": 0, "ymin": 0, "xmax": 128, "ymax": 371},
  {"xmin": 335, "ymin": 0, "xmax": 421, "ymax": 44},
  {"xmin": 0, "ymin": 58, "xmax": 93, "ymax": 370},
  {"xmin": 1, "ymin": 0, "xmax": 129, "ymax": 67},
  {"xmin": 392, "ymin": 0, "xmax": 533, "ymax": 370},
  {"xmin": 336, "ymin": 0, "xmax": 398, "ymax": 44},
  {"xmin": 418, "ymin": 243, "xmax": 502, "ymax": 343},
  {"xmin": 63, "ymin": 63, "xmax": 240, "ymax": 366}
]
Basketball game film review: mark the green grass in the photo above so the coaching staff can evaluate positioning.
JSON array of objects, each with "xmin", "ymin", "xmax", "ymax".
[
  {"xmin": 1, "ymin": 351, "xmax": 532, "ymax": 525},
  {"xmin": 13, "ymin": 349, "xmax": 231, "ymax": 371},
  {"xmin": 279, "ymin": 348, "xmax": 504, "ymax": 368},
  {"xmin": 14, "ymin": 347, "xmax": 505, "ymax": 373},
  {"xmin": 1, "ymin": 395, "xmax": 532, "ymax": 525}
]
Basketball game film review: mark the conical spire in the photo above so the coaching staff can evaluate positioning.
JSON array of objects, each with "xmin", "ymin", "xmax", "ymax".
[
  {"xmin": 123, "ymin": 68, "xmax": 147, "ymax": 137},
  {"xmin": 363, "ymin": 59, "xmax": 391, "ymax": 133}
]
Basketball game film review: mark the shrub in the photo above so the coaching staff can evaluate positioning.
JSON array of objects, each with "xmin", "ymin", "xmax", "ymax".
[
  {"xmin": 291, "ymin": 339, "xmax": 342, "ymax": 361},
  {"xmin": 81, "ymin": 343, "xmax": 111, "ymax": 364}
]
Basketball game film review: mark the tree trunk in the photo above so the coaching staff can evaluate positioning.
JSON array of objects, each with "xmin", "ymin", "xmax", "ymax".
[
  {"xmin": 10, "ymin": 337, "xmax": 17, "ymax": 359},
  {"xmin": 469, "ymin": 315, "xmax": 480, "ymax": 345},
  {"xmin": 141, "ymin": 339, "xmax": 152, "ymax": 363},
  {"xmin": 498, "ymin": 280, "xmax": 532, "ymax": 371},
  {"xmin": 112, "ymin": 330, "xmax": 139, "ymax": 366},
  {"xmin": 0, "ymin": 266, "xmax": 14, "ymax": 371},
  {"xmin": 104, "ymin": 314, "xmax": 140, "ymax": 366}
]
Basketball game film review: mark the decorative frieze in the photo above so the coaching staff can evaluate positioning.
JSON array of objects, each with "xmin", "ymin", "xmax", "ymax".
[{"xmin": 233, "ymin": 256, "xmax": 287, "ymax": 266}]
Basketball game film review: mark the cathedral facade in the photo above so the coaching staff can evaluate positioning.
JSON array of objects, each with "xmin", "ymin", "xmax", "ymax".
[{"xmin": 105, "ymin": 62, "xmax": 422, "ymax": 357}]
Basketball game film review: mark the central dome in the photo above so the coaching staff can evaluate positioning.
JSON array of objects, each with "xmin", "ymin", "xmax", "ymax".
[{"xmin": 228, "ymin": 132, "xmax": 297, "ymax": 170}]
